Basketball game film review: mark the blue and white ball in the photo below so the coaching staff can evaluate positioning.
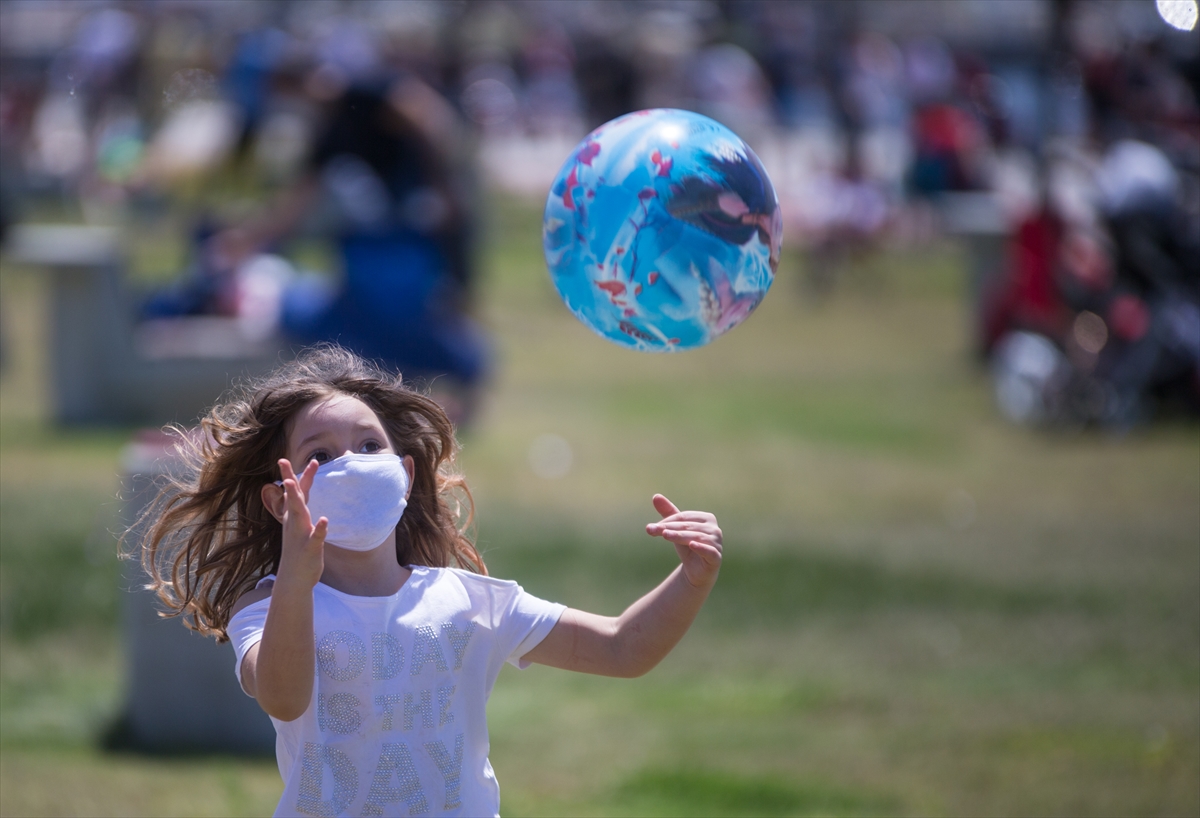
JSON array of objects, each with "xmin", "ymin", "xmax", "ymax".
[{"xmin": 542, "ymin": 109, "xmax": 781, "ymax": 351}]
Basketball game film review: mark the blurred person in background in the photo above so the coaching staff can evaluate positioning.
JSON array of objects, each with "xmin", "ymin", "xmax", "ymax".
[
  {"xmin": 18, "ymin": 4, "xmax": 146, "ymax": 203},
  {"xmin": 212, "ymin": 61, "xmax": 489, "ymax": 427},
  {"xmin": 518, "ymin": 20, "xmax": 584, "ymax": 138},
  {"xmin": 799, "ymin": 141, "xmax": 893, "ymax": 300},
  {"xmin": 906, "ymin": 36, "xmax": 989, "ymax": 202},
  {"xmin": 571, "ymin": 14, "xmax": 637, "ymax": 131},
  {"xmin": 797, "ymin": 27, "xmax": 904, "ymax": 299}
]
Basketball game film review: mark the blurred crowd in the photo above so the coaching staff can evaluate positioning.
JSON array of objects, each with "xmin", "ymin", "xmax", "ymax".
[{"xmin": 0, "ymin": 0, "xmax": 1197, "ymax": 428}]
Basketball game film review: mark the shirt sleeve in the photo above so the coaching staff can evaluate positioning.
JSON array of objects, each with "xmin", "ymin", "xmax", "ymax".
[
  {"xmin": 227, "ymin": 594, "xmax": 271, "ymax": 696},
  {"xmin": 498, "ymin": 583, "xmax": 567, "ymax": 670}
]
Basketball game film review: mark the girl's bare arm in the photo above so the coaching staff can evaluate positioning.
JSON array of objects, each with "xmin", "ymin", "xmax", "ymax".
[
  {"xmin": 242, "ymin": 460, "xmax": 327, "ymax": 721},
  {"xmin": 522, "ymin": 495, "xmax": 722, "ymax": 678}
]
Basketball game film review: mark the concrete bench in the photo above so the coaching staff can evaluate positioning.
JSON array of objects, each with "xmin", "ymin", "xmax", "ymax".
[
  {"xmin": 118, "ymin": 431, "xmax": 275, "ymax": 753},
  {"xmin": 3, "ymin": 223, "xmax": 287, "ymax": 425}
]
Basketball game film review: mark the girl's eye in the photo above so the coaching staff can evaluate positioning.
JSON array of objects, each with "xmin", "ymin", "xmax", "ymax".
[
  {"xmin": 307, "ymin": 450, "xmax": 331, "ymax": 465},
  {"xmin": 359, "ymin": 440, "xmax": 383, "ymax": 454}
]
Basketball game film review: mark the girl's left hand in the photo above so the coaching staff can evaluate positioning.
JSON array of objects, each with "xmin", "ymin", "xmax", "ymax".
[
  {"xmin": 645, "ymin": 494, "xmax": 723, "ymax": 590},
  {"xmin": 525, "ymin": 494, "xmax": 723, "ymax": 677}
]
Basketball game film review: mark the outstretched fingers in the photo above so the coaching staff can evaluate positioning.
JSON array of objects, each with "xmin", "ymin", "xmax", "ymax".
[{"xmin": 277, "ymin": 459, "xmax": 320, "ymax": 533}]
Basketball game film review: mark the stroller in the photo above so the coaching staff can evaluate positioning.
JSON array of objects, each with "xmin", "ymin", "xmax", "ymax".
[{"xmin": 986, "ymin": 142, "xmax": 1200, "ymax": 429}]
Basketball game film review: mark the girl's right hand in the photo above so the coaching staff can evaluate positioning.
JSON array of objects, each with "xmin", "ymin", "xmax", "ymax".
[{"xmin": 275, "ymin": 458, "xmax": 328, "ymax": 590}]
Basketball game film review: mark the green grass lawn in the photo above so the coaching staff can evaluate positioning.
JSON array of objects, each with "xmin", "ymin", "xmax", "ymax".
[{"xmin": 1, "ymin": 194, "xmax": 1197, "ymax": 817}]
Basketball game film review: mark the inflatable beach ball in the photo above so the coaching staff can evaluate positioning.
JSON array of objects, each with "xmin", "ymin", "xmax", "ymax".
[{"xmin": 542, "ymin": 109, "xmax": 782, "ymax": 351}]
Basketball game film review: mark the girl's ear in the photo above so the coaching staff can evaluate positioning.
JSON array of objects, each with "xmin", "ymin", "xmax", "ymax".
[
  {"xmin": 403, "ymin": 455, "xmax": 415, "ymax": 500},
  {"xmin": 261, "ymin": 483, "xmax": 286, "ymax": 524}
]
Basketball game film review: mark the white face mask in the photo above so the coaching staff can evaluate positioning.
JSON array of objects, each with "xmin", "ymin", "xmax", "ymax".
[{"xmin": 303, "ymin": 453, "xmax": 409, "ymax": 552}]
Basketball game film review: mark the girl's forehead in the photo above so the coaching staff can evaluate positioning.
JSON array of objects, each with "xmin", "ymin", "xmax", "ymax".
[{"xmin": 289, "ymin": 394, "xmax": 385, "ymax": 436}]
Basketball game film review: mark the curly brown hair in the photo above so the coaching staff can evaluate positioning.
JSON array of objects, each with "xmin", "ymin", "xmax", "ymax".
[{"xmin": 136, "ymin": 345, "xmax": 484, "ymax": 642}]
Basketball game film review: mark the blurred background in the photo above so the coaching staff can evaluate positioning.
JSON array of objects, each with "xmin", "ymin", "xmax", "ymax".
[{"xmin": 0, "ymin": 0, "xmax": 1197, "ymax": 815}]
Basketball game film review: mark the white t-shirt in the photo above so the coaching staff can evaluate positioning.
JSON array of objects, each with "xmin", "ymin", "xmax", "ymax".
[{"xmin": 227, "ymin": 566, "xmax": 566, "ymax": 818}]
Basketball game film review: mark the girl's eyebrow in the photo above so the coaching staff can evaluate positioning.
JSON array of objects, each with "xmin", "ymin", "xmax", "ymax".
[{"xmin": 293, "ymin": 431, "xmax": 328, "ymax": 451}]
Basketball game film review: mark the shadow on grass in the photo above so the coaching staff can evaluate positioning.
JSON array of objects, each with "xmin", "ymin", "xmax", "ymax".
[
  {"xmin": 606, "ymin": 768, "xmax": 897, "ymax": 817},
  {"xmin": 98, "ymin": 712, "xmax": 275, "ymax": 759}
]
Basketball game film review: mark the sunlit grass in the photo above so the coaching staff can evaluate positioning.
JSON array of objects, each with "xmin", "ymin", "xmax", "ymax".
[{"xmin": 1, "ymin": 748, "xmax": 281, "ymax": 818}]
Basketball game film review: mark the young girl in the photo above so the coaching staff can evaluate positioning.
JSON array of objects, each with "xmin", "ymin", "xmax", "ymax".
[{"xmin": 140, "ymin": 345, "xmax": 722, "ymax": 817}]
